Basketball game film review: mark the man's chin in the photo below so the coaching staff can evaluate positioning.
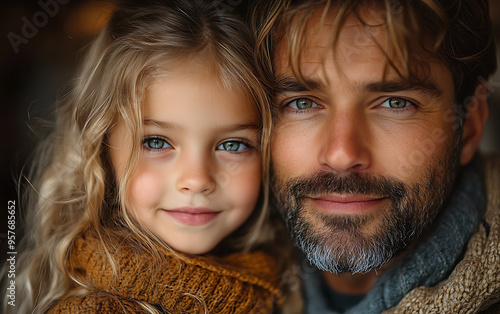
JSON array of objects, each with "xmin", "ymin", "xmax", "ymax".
[
  {"xmin": 291, "ymin": 211, "xmax": 403, "ymax": 273},
  {"xmin": 297, "ymin": 228, "xmax": 396, "ymax": 274}
]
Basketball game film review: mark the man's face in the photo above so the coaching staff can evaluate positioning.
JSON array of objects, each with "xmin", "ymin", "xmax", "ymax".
[{"xmin": 271, "ymin": 7, "xmax": 463, "ymax": 273}]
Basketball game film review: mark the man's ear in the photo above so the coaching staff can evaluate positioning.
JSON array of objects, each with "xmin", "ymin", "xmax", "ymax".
[{"xmin": 459, "ymin": 82, "xmax": 490, "ymax": 165}]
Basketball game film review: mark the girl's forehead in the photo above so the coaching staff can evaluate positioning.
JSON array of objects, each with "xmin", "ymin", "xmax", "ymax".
[
  {"xmin": 153, "ymin": 55, "xmax": 251, "ymax": 95},
  {"xmin": 145, "ymin": 69, "xmax": 256, "ymax": 117}
]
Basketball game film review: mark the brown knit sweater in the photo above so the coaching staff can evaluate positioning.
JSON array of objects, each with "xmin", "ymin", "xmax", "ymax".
[
  {"xmin": 385, "ymin": 155, "xmax": 500, "ymax": 313},
  {"xmin": 49, "ymin": 233, "xmax": 283, "ymax": 313}
]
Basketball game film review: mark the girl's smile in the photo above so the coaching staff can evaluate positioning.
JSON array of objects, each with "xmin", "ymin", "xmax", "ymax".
[{"xmin": 162, "ymin": 207, "xmax": 221, "ymax": 226}]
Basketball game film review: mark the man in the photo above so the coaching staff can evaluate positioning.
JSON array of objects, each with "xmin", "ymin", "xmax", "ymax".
[{"xmin": 254, "ymin": 0, "xmax": 500, "ymax": 312}]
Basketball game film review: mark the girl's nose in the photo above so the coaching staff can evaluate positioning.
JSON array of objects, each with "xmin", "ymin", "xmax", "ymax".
[{"xmin": 175, "ymin": 156, "xmax": 216, "ymax": 195}]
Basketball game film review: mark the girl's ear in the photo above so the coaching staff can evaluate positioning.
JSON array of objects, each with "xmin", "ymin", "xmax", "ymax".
[{"xmin": 459, "ymin": 82, "xmax": 490, "ymax": 166}]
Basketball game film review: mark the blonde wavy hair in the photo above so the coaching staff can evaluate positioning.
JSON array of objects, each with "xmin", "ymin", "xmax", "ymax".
[
  {"xmin": 6, "ymin": 0, "xmax": 274, "ymax": 313},
  {"xmin": 253, "ymin": 0, "xmax": 496, "ymax": 122}
]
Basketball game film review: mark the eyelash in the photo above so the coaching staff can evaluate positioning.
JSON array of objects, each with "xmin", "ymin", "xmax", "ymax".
[
  {"xmin": 378, "ymin": 97, "xmax": 418, "ymax": 114},
  {"xmin": 280, "ymin": 96, "xmax": 419, "ymax": 116},
  {"xmin": 141, "ymin": 136, "xmax": 255, "ymax": 153},
  {"xmin": 217, "ymin": 139, "xmax": 255, "ymax": 153},
  {"xmin": 281, "ymin": 97, "xmax": 322, "ymax": 114},
  {"xmin": 142, "ymin": 136, "xmax": 172, "ymax": 151}
]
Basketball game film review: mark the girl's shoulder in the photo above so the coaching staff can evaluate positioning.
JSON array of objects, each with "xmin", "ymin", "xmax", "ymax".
[{"xmin": 48, "ymin": 291, "xmax": 154, "ymax": 313}]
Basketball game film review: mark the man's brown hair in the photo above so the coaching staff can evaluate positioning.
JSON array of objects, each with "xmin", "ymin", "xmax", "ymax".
[{"xmin": 253, "ymin": 0, "xmax": 496, "ymax": 121}]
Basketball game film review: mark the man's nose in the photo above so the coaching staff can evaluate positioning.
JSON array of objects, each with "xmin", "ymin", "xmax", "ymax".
[
  {"xmin": 319, "ymin": 110, "xmax": 371, "ymax": 173},
  {"xmin": 175, "ymin": 153, "xmax": 216, "ymax": 195}
]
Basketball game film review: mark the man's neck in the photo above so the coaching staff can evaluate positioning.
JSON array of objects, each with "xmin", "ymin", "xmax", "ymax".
[{"xmin": 321, "ymin": 270, "xmax": 378, "ymax": 295}]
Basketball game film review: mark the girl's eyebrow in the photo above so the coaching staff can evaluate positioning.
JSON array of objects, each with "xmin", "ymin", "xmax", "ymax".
[
  {"xmin": 144, "ymin": 119, "xmax": 179, "ymax": 130},
  {"xmin": 213, "ymin": 123, "xmax": 260, "ymax": 133},
  {"xmin": 144, "ymin": 119, "xmax": 259, "ymax": 133}
]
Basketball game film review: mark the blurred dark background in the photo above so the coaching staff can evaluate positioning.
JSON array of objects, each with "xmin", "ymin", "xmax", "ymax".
[
  {"xmin": 0, "ymin": 0, "xmax": 116, "ymax": 263},
  {"xmin": 0, "ymin": 0, "xmax": 499, "ymax": 261}
]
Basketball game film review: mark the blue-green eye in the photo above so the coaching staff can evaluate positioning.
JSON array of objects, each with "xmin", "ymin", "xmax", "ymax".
[
  {"xmin": 381, "ymin": 97, "xmax": 412, "ymax": 109},
  {"xmin": 143, "ymin": 137, "xmax": 171, "ymax": 150},
  {"xmin": 289, "ymin": 98, "xmax": 318, "ymax": 110},
  {"xmin": 217, "ymin": 141, "xmax": 249, "ymax": 152}
]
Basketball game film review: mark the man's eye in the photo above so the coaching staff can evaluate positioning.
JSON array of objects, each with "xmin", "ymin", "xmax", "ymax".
[
  {"xmin": 289, "ymin": 98, "xmax": 319, "ymax": 110},
  {"xmin": 217, "ymin": 141, "xmax": 249, "ymax": 152},
  {"xmin": 380, "ymin": 97, "xmax": 412, "ymax": 109},
  {"xmin": 143, "ymin": 137, "xmax": 171, "ymax": 149}
]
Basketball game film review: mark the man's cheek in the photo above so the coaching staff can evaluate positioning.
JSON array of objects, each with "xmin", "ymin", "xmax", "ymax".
[
  {"xmin": 272, "ymin": 130, "xmax": 320, "ymax": 177},
  {"xmin": 374, "ymin": 118, "xmax": 451, "ymax": 178},
  {"xmin": 391, "ymin": 132, "xmax": 447, "ymax": 179}
]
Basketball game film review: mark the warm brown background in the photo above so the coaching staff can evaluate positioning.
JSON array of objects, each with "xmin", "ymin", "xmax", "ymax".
[{"xmin": 0, "ymin": 0, "xmax": 499, "ymax": 261}]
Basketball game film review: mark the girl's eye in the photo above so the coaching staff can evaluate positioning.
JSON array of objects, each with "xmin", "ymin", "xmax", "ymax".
[
  {"xmin": 143, "ymin": 137, "xmax": 171, "ymax": 150},
  {"xmin": 289, "ymin": 98, "xmax": 319, "ymax": 110},
  {"xmin": 217, "ymin": 141, "xmax": 249, "ymax": 152},
  {"xmin": 380, "ymin": 97, "xmax": 412, "ymax": 109}
]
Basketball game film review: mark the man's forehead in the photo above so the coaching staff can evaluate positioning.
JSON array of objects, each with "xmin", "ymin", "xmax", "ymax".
[
  {"xmin": 272, "ymin": 3, "xmax": 453, "ymax": 100},
  {"xmin": 273, "ymin": 5, "xmax": 388, "ymax": 75}
]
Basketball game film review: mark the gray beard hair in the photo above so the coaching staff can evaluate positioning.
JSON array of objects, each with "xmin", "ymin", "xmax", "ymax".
[
  {"xmin": 291, "ymin": 199, "xmax": 413, "ymax": 274},
  {"xmin": 300, "ymin": 234, "xmax": 392, "ymax": 274},
  {"xmin": 274, "ymin": 152, "xmax": 459, "ymax": 274}
]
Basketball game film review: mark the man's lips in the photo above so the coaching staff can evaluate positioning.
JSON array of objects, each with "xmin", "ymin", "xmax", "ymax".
[
  {"xmin": 309, "ymin": 194, "xmax": 388, "ymax": 213},
  {"xmin": 314, "ymin": 194, "xmax": 386, "ymax": 203},
  {"xmin": 164, "ymin": 207, "xmax": 220, "ymax": 226}
]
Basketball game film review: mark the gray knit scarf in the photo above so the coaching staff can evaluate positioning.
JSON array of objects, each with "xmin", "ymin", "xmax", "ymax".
[{"xmin": 303, "ymin": 160, "xmax": 487, "ymax": 313}]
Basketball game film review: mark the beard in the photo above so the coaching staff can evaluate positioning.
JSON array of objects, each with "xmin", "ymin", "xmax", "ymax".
[{"xmin": 272, "ymin": 144, "xmax": 460, "ymax": 274}]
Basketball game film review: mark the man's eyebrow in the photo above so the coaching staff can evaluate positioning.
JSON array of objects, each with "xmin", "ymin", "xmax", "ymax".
[
  {"xmin": 275, "ymin": 75, "xmax": 325, "ymax": 93},
  {"xmin": 365, "ymin": 80, "xmax": 443, "ymax": 99},
  {"xmin": 275, "ymin": 76, "xmax": 441, "ymax": 100}
]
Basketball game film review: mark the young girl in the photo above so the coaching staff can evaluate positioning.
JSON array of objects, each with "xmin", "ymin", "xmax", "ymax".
[{"xmin": 7, "ymin": 0, "xmax": 289, "ymax": 312}]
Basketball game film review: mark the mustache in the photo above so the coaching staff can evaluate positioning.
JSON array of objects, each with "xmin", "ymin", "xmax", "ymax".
[{"xmin": 277, "ymin": 170, "xmax": 409, "ymax": 204}]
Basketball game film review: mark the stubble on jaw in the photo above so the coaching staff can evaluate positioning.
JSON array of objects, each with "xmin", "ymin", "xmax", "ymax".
[{"xmin": 272, "ymin": 147, "xmax": 459, "ymax": 274}]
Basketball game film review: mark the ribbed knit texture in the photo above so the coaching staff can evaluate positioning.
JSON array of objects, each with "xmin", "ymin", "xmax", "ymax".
[
  {"xmin": 385, "ymin": 154, "xmax": 500, "ymax": 313},
  {"xmin": 49, "ymin": 233, "xmax": 283, "ymax": 313},
  {"xmin": 303, "ymin": 155, "xmax": 500, "ymax": 313}
]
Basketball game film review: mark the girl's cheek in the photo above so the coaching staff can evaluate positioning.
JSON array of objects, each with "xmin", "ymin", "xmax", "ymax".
[
  {"xmin": 128, "ymin": 168, "xmax": 165, "ymax": 210},
  {"xmin": 226, "ymin": 161, "xmax": 262, "ymax": 208}
]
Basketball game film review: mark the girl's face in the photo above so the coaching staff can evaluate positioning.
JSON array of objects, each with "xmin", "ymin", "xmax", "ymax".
[{"xmin": 109, "ymin": 63, "xmax": 262, "ymax": 254}]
